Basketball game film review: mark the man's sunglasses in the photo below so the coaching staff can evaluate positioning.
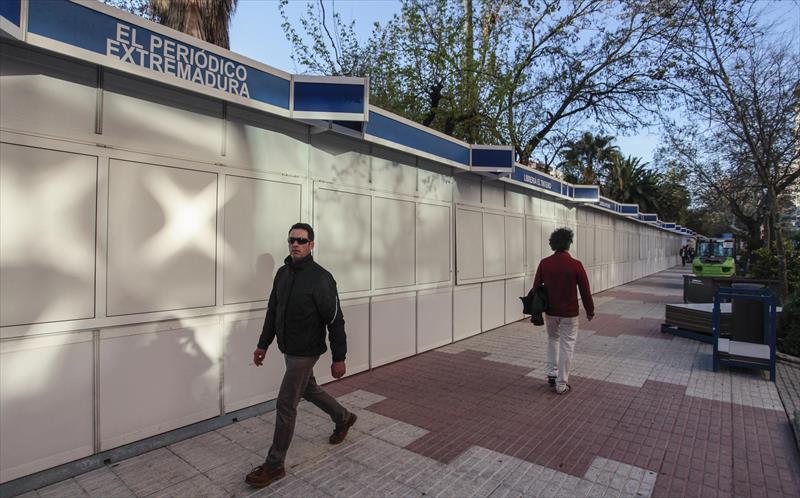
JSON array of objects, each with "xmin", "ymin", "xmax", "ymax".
[{"xmin": 287, "ymin": 237, "xmax": 311, "ymax": 245}]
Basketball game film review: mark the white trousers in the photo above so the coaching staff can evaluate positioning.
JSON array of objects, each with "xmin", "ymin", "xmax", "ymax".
[{"xmin": 545, "ymin": 315, "xmax": 579, "ymax": 388}]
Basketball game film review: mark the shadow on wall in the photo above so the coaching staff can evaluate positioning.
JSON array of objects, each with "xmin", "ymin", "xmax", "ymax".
[
  {"xmin": 0, "ymin": 145, "xmax": 98, "ymax": 328},
  {"xmin": 0, "ymin": 312, "xmax": 220, "ymax": 483},
  {"xmin": 256, "ymin": 253, "xmax": 276, "ymax": 297}
]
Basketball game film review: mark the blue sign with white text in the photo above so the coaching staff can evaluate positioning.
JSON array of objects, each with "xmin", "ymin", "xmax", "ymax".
[
  {"xmin": 597, "ymin": 197, "xmax": 618, "ymax": 212},
  {"xmin": 510, "ymin": 167, "xmax": 563, "ymax": 196},
  {"xmin": 28, "ymin": 0, "xmax": 290, "ymax": 109}
]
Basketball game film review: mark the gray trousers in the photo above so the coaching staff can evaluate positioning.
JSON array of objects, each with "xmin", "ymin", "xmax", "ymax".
[{"xmin": 265, "ymin": 355, "xmax": 349, "ymax": 467}]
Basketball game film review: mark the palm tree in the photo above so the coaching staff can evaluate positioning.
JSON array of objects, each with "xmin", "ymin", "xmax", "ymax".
[
  {"xmin": 604, "ymin": 155, "xmax": 662, "ymax": 213},
  {"xmin": 558, "ymin": 132, "xmax": 619, "ymax": 184},
  {"xmin": 150, "ymin": 0, "xmax": 238, "ymax": 49}
]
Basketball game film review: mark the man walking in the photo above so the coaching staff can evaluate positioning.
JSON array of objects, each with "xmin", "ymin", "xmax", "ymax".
[
  {"xmin": 680, "ymin": 244, "xmax": 688, "ymax": 266},
  {"xmin": 531, "ymin": 228, "xmax": 594, "ymax": 395},
  {"xmin": 245, "ymin": 223, "xmax": 357, "ymax": 488}
]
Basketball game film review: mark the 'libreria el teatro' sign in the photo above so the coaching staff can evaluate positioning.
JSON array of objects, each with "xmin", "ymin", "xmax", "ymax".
[{"xmin": 107, "ymin": 24, "xmax": 250, "ymax": 98}]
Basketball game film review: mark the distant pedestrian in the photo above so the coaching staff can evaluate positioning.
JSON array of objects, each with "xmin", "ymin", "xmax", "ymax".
[
  {"xmin": 246, "ymin": 223, "xmax": 357, "ymax": 489},
  {"xmin": 531, "ymin": 228, "xmax": 594, "ymax": 395},
  {"xmin": 680, "ymin": 245, "xmax": 688, "ymax": 266}
]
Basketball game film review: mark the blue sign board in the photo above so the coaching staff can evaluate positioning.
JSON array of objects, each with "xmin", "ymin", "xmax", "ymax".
[
  {"xmin": 509, "ymin": 166, "xmax": 564, "ymax": 196},
  {"xmin": 293, "ymin": 81, "xmax": 365, "ymax": 114},
  {"xmin": 620, "ymin": 205, "xmax": 638, "ymax": 215},
  {"xmin": 639, "ymin": 213, "xmax": 658, "ymax": 222},
  {"xmin": 27, "ymin": 0, "xmax": 293, "ymax": 110},
  {"xmin": 366, "ymin": 110, "xmax": 470, "ymax": 167},
  {"xmin": 573, "ymin": 186, "xmax": 599, "ymax": 201},
  {"xmin": 0, "ymin": 0, "xmax": 21, "ymax": 27},
  {"xmin": 597, "ymin": 198, "xmax": 616, "ymax": 212},
  {"xmin": 471, "ymin": 147, "xmax": 513, "ymax": 170}
]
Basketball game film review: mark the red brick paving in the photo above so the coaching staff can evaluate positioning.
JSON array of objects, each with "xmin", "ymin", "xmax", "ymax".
[{"xmin": 327, "ymin": 349, "xmax": 800, "ymax": 497}]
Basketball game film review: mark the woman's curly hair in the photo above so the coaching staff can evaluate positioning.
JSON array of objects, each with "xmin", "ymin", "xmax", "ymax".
[{"xmin": 549, "ymin": 228, "xmax": 574, "ymax": 251}]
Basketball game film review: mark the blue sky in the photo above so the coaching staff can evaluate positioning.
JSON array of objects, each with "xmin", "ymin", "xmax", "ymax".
[{"xmin": 229, "ymin": 0, "xmax": 799, "ymax": 167}]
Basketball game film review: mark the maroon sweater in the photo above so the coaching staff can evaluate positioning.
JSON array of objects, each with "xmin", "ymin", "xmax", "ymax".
[{"xmin": 532, "ymin": 251, "xmax": 594, "ymax": 318}]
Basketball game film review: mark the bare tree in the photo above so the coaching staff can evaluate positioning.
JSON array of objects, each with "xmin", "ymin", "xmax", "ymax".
[
  {"xmin": 661, "ymin": 0, "xmax": 800, "ymax": 297},
  {"xmin": 281, "ymin": 0, "xmax": 678, "ymax": 163}
]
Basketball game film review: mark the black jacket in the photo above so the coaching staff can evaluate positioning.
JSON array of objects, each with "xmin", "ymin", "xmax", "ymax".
[{"xmin": 257, "ymin": 254, "xmax": 347, "ymax": 361}]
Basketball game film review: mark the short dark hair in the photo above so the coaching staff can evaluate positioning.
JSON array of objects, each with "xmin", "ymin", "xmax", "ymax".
[
  {"xmin": 289, "ymin": 222, "xmax": 315, "ymax": 241},
  {"xmin": 549, "ymin": 227, "xmax": 573, "ymax": 251}
]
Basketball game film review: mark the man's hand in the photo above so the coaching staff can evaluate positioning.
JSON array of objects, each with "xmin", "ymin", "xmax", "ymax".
[
  {"xmin": 253, "ymin": 348, "xmax": 267, "ymax": 366},
  {"xmin": 586, "ymin": 312, "xmax": 594, "ymax": 322},
  {"xmin": 331, "ymin": 361, "xmax": 346, "ymax": 379}
]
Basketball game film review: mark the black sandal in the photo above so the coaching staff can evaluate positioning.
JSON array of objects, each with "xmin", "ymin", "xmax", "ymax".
[{"xmin": 547, "ymin": 375, "xmax": 556, "ymax": 386}]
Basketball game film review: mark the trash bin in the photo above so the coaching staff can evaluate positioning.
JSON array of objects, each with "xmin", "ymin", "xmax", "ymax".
[
  {"xmin": 684, "ymin": 275, "xmax": 716, "ymax": 303},
  {"xmin": 730, "ymin": 283, "xmax": 767, "ymax": 343}
]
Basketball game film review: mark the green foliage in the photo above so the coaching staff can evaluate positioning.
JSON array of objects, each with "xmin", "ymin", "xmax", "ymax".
[
  {"xmin": 777, "ymin": 293, "xmax": 800, "ymax": 356},
  {"xmin": 750, "ymin": 242, "xmax": 800, "ymax": 295},
  {"xmin": 281, "ymin": 0, "xmax": 677, "ymax": 162},
  {"xmin": 101, "ymin": 0, "xmax": 154, "ymax": 19},
  {"xmin": 558, "ymin": 133, "xmax": 618, "ymax": 184},
  {"xmin": 652, "ymin": 161, "xmax": 690, "ymax": 224},
  {"xmin": 603, "ymin": 155, "xmax": 663, "ymax": 214}
]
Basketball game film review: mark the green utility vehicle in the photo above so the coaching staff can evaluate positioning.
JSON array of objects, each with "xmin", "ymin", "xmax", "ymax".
[{"xmin": 692, "ymin": 236, "xmax": 736, "ymax": 277}]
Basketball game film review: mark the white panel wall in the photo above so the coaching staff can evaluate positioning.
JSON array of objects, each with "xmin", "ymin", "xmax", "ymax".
[
  {"xmin": 223, "ymin": 176, "xmax": 302, "ymax": 304},
  {"xmin": 371, "ymin": 147, "xmax": 417, "ymax": 196},
  {"xmin": 505, "ymin": 278, "xmax": 526, "ymax": 323},
  {"xmin": 481, "ymin": 281, "xmax": 505, "ymax": 332},
  {"xmin": 482, "ymin": 181, "xmax": 505, "ymax": 208},
  {"xmin": 417, "ymin": 159, "xmax": 453, "ymax": 202},
  {"xmin": 340, "ymin": 299, "xmax": 370, "ymax": 374},
  {"xmin": 373, "ymin": 196, "xmax": 415, "ymax": 289},
  {"xmin": 483, "ymin": 212, "xmax": 506, "ymax": 277},
  {"xmin": 314, "ymin": 187, "xmax": 371, "ymax": 293},
  {"xmin": 541, "ymin": 221, "xmax": 555, "ymax": 260},
  {"xmin": 0, "ymin": 44, "xmax": 96, "ymax": 142},
  {"xmin": 0, "ymin": 333, "xmax": 94, "ymax": 483},
  {"xmin": 223, "ymin": 311, "xmax": 285, "ymax": 413},
  {"xmin": 456, "ymin": 207, "xmax": 483, "ymax": 281},
  {"xmin": 453, "ymin": 284, "xmax": 481, "ymax": 340},
  {"xmin": 416, "ymin": 203, "xmax": 451, "ymax": 284},
  {"xmin": 106, "ymin": 160, "xmax": 217, "ymax": 315},
  {"xmin": 0, "ymin": 144, "xmax": 97, "ymax": 327},
  {"xmin": 103, "ymin": 73, "xmax": 223, "ymax": 162},
  {"xmin": 454, "ymin": 175, "xmax": 481, "ymax": 204},
  {"xmin": 505, "ymin": 215, "xmax": 524, "ymax": 275},
  {"xmin": 417, "ymin": 288, "xmax": 453, "ymax": 352},
  {"xmin": 225, "ymin": 106, "xmax": 309, "ymax": 176},
  {"xmin": 526, "ymin": 218, "xmax": 543, "ymax": 274},
  {"xmin": 313, "ymin": 297, "xmax": 371, "ymax": 385},
  {"xmin": 370, "ymin": 293, "xmax": 416, "ymax": 367},
  {"xmin": 99, "ymin": 318, "xmax": 222, "ymax": 450},
  {"xmin": 309, "ymin": 134, "xmax": 370, "ymax": 188}
]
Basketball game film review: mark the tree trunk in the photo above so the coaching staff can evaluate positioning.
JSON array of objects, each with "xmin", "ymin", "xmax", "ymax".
[
  {"xmin": 462, "ymin": 0, "xmax": 478, "ymax": 143},
  {"xmin": 768, "ymin": 184, "xmax": 789, "ymax": 301}
]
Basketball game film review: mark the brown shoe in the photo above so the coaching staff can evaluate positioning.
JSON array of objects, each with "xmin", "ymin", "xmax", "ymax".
[
  {"xmin": 329, "ymin": 412, "xmax": 358, "ymax": 444},
  {"xmin": 245, "ymin": 464, "xmax": 286, "ymax": 488}
]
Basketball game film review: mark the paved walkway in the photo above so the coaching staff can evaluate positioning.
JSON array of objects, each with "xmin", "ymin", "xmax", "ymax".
[{"xmin": 17, "ymin": 267, "xmax": 800, "ymax": 497}]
